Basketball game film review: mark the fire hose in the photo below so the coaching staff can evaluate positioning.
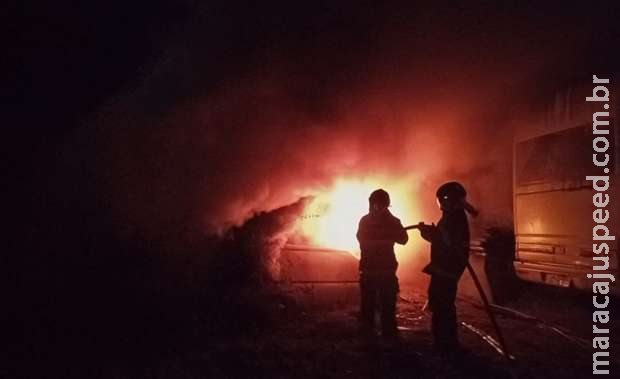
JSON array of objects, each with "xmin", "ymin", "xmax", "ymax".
[{"xmin": 404, "ymin": 223, "xmax": 514, "ymax": 363}]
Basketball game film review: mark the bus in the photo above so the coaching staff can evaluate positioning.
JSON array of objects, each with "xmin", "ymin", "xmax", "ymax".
[{"xmin": 513, "ymin": 76, "xmax": 619, "ymax": 295}]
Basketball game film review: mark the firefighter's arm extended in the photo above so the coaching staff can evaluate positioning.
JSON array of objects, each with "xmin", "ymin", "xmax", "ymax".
[
  {"xmin": 413, "ymin": 222, "xmax": 438, "ymax": 243},
  {"xmin": 393, "ymin": 220, "xmax": 409, "ymax": 245},
  {"xmin": 357, "ymin": 218, "xmax": 408, "ymax": 245}
]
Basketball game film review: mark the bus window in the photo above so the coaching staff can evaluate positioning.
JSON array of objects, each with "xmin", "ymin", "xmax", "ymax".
[{"xmin": 516, "ymin": 123, "xmax": 615, "ymax": 188}]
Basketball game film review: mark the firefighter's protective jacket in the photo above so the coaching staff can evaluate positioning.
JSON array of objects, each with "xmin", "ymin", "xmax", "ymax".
[
  {"xmin": 356, "ymin": 209, "xmax": 408, "ymax": 273},
  {"xmin": 421, "ymin": 209, "xmax": 470, "ymax": 279}
]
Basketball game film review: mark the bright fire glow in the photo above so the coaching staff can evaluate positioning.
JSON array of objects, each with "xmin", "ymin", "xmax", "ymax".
[{"xmin": 295, "ymin": 176, "xmax": 423, "ymax": 260}]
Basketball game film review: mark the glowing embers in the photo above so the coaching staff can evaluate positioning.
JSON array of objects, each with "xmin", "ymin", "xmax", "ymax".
[{"xmin": 295, "ymin": 176, "xmax": 422, "ymax": 257}]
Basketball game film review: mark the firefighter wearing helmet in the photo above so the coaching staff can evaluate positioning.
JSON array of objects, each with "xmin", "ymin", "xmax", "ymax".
[
  {"xmin": 356, "ymin": 189, "xmax": 409, "ymax": 338},
  {"xmin": 417, "ymin": 181, "xmax": 478, "ymax": 356}
]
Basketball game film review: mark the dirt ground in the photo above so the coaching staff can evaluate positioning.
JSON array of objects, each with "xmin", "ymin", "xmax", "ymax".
[{"xmin": 91, "ymin": 281, "xmax": 618, "ymax": 379}]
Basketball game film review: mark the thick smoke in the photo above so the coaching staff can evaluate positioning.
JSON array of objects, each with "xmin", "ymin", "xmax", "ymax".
[
  {"xmin": 227, "ymin": 198, "xmax": 310, "ymax": 281},
  {"xmin": 63, "ymin": 2, "xmax": 590, "ymax": 252}
]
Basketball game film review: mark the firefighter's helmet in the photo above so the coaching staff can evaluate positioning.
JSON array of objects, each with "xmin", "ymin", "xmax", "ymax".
[
  {"xmin": 436, "ymin": 181, "xmax": 467, "ymax": 200},
  {"xmin": 369, "ymin": 189, "xmax": 390, "ymax": 208}
]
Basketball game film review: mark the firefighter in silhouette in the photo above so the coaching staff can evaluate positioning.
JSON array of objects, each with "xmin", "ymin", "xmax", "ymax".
[
  {"xmin": 417, "ymin": 182, "xmax": 477, "ymax": 355},
  {"xmin": 356, "ymin": 189, "xmax": 409, "ymax": 337}
]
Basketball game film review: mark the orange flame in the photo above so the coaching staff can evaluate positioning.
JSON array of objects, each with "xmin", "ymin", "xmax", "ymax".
[{"xmin": 295, "ymin": 176, "xmax": 423, "ymax": 260}]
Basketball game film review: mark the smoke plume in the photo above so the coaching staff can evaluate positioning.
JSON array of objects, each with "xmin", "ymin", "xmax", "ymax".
[{"xmin": 61, "ymin": 2, "xmax": 593, "ymax": 251}]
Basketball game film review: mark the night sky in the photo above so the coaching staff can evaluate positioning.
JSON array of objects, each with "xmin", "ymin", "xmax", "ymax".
[{"xmin": 9, "ymin": 2, "xmax": 620, "ymax": 145}]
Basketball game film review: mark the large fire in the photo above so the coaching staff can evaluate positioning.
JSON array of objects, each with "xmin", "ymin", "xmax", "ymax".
[{"xmin": 295, "ymin": 176, "xmax": 424, "ymax": 260}]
